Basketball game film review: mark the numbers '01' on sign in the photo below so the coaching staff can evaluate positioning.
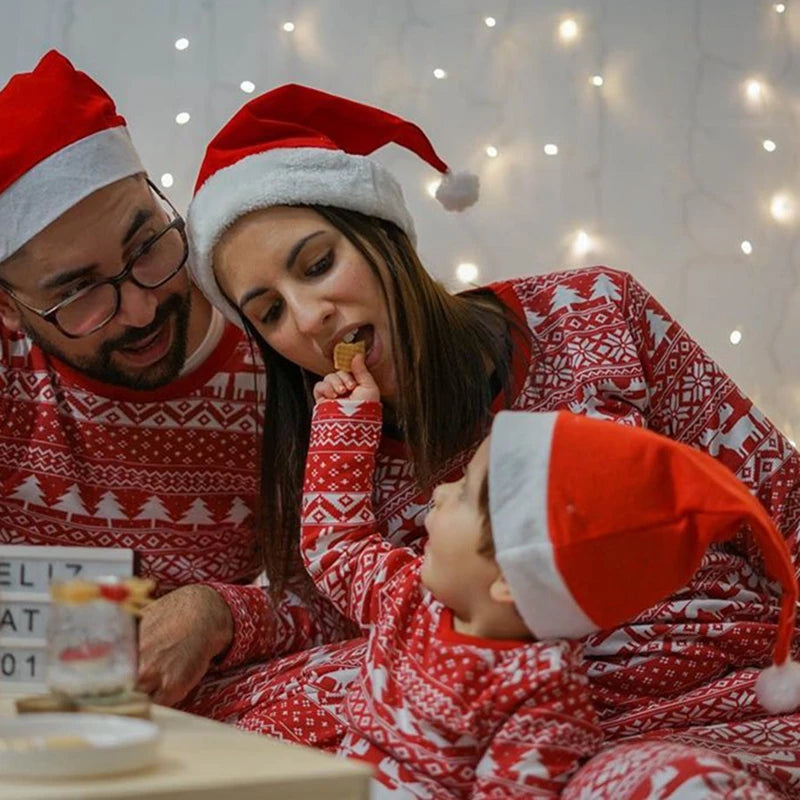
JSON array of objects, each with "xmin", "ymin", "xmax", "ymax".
[
  {"xmin": 0, "ymin": 545, "xmax": 134, "ymax": 693},
  {"xmin": 0, "ymin": 644, "xmax": 46, "ymax": 684}
]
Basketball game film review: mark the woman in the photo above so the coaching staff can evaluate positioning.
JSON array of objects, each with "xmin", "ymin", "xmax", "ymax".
[{"xmin": 182, "ymin": 84, "xmax": 800, "ymax": 797}]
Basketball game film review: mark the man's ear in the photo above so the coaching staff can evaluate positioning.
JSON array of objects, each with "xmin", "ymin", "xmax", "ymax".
[
  {"xmin": 489, "ymin": 573, "xmax": 516, "ymax": 605},
  {"xmin": 0, "ymin": 289, "xmax": 22, "ymax": 331}
]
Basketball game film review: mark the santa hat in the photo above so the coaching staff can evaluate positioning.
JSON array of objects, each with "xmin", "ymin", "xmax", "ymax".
[
  {"xmin": 0, "ymin": 50, "xmax": 144, "ymax": 263},
  {"xmin": 187, "ymin": 83, "xmax": 478, "ymax": 326},
  {"xmin": 489, "ymin": 410, "xmax": 800, "ymax": 714}
]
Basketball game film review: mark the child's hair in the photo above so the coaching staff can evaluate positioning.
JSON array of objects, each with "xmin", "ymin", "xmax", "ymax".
[{"xmin": 477, "ymin": 472, "xmax": 495, "ymax": 557}]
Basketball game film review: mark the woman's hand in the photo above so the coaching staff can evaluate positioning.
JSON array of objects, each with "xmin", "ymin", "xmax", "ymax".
[{"xmin": 313, "ymin": 354, "xmax": 380, "ymax": 404}]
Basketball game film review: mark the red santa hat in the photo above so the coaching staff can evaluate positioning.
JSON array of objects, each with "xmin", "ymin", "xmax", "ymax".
[
  {"xmin": 0, "ymin": 50, "xmax": 144, "ymax": 263},
  {"xmin": 187, "ymin": 83, "xmax": 478, "ymax": 325},
  {"xmin": 489, "ymin": 410, "xmax": 800, "ymax": 715}
]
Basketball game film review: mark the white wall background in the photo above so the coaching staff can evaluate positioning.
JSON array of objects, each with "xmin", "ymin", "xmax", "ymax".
[{"xmin": 2, "ymin": 0, "xmax": 800, "ymax": 439}]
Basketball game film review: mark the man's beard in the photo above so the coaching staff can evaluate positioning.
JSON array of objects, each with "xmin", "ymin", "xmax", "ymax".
[{"xmin": 25, "ymin": 292, "xmax": 192, "ymax": 391}]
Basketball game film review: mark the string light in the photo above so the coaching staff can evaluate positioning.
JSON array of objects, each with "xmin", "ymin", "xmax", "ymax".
[
  {"xmin": 544, "ymin": 143, "xmax": 559, "ymax": 156},
  {"xmin": 433, "ymin": 68, "xmax": 447, "ymax": 79},
  {"xmin": 175, "ymin": 111, "xmax": 191, "ymax": 125},
  {"xmin": 282, "ymin": 21, "xmax": 295, "ymax": 32},
  {"xmin": 770, "ymin": 192, "xmax": 796, "ymax": 222},
  {"xmin": 484, "ymin": 16, "xmax": 497, "ymax": 27},
  {"xmin": 426, "ymin": 180, "xmax": 441, "ymax": 198},
  {"xmin": 763, "ymin": 138, "xmax": 777, "ymax": 152},
  {"xmin": 456, "ymin": 262, "xmax": 479, "ymax": 283},
  {"xmin": 160, "ymin": 173, "xmax": 174, "ymax": 188},
  {"xmin": 729, "ymin": 329, "xmax": 743, "ymax": 345},
  {"xmin": 590, "ymin": 75, "xmax": 604, "ymax": 86},
  {"xmin": 572, "ymin": 230, "xmax": 592, "ymax": 256},
  {"xmin": 240, "ymin": 80, "xmax": 255, "ymax": 93},
  {"xmin": 775, "ymin": 3, "xmax": 786, "ymax": 12},
  {"xmin": 174, "ymin": 38, "xmax": 189, "ymax": 51},
  {"xmin": 745, "ymin": 79, "xmax": 764, "ymax": 103},
  {"xmin": 559, "ymin": 18, "xmax": 579, "ymax": 42},
  {"xmin": 485, "ymin": 145, "xmax": 499, "ymax": 158},
  {"xmin": 740, "ymin": 240, "xmax": 753, "ymax": 255}
]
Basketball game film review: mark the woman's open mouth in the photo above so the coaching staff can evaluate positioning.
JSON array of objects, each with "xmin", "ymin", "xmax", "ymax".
[{"xmin": 339, "ymin": 325, "xmax": 379, "ymax": 367}]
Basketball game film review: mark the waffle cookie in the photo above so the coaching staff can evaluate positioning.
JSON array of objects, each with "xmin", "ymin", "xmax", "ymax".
[{"xmin": 333, "ymin": 340, "xmax": 366, "ymax": 371}]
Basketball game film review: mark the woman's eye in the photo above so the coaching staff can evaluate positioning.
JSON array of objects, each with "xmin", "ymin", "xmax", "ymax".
[
  {"xmin": 306, "ymin": 252, "xmax": 333, "ymax": 277},
  {"xmin": 260, "ymin": 298, "xmax": 283, "ymax": 324}
]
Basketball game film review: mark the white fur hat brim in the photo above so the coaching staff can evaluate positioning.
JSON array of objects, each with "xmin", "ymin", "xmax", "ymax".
[
  {"xmin": 0, "ymin": 126, "xmax": 144, "ymax": 262},
  {"xmin": 489, "ymin": 411, "xmax": 597, "ymax": 640},
  {"xmin": 187, "ymin": 147, "xmax": 416, "ymax": 327}
]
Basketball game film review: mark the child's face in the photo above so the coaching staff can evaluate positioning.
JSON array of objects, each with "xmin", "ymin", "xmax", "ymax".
[{"xmin": 421, "ymin": 436, "xmax": 500, "ymax": 617}]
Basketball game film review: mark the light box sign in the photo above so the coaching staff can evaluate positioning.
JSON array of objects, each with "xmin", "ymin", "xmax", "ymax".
[{"xmin": 0, "ymin": 545, "xmax": 134, "ymax": 693}]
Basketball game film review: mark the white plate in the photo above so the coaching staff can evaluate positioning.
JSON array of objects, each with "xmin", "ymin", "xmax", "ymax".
[{"xmin": 0, "ymin": 713, "xmax": 160, "ymax": 778}]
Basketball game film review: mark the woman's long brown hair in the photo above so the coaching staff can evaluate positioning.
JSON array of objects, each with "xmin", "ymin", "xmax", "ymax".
[{"xmin": 240, "ymin": 206, "xmax": 527, "ymax": 595}]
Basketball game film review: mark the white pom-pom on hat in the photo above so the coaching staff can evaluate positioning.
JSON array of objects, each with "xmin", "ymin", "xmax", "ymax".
[
  {"xmin": 436, "ymin": 170, "xmax": 480, "ymax": 211},
  {"xmin": 755, "ymin": 660, "xmax": 800, "ymax": 714}
]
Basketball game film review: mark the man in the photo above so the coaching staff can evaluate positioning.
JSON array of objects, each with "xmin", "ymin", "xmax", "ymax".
[{"xmin": 0, "ymin": 51, "xmax": 337, "ymax": 707}]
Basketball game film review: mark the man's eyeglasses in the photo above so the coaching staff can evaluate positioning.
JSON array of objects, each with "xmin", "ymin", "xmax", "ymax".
[{"xmin": 4, "ymin": 180, "xmax": 188, "ymax": 339}]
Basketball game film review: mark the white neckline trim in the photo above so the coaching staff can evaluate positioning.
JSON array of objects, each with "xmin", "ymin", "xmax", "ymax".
[{"xmin": 180, "ymin": 307, "xmax": 226, "ymax": 375}]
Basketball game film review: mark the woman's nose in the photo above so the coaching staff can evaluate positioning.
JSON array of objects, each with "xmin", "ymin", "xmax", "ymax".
[{"xmin": 292, "ymin": 294, "xmax": 334, "ymax": 336}]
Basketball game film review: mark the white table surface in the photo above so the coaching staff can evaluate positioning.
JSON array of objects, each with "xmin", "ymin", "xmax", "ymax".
[{"xmin": 0, "ymin": 693, "xmax": 371, "ymax": 799}]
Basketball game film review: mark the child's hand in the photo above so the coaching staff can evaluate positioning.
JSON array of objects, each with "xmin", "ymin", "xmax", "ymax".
[{"xmin": 313, "ymin": 354, "xmax": 380, "ymax": 404}]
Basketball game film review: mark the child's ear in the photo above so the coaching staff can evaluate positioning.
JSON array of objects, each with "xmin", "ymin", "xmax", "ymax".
[{"xmin": 489, "ymin": 574, "xmax": 515, "ymax": 605}]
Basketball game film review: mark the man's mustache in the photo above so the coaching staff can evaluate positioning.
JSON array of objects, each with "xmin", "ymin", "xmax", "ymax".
[{"xmin": 104, "ymin": 295, "xmax": 182, "ymax": 352}]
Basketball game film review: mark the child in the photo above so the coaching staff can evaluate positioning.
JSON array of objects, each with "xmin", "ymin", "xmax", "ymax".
[{"xmin": 302, "ymin": 355, "xmax": 800, "ymax": 798}]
